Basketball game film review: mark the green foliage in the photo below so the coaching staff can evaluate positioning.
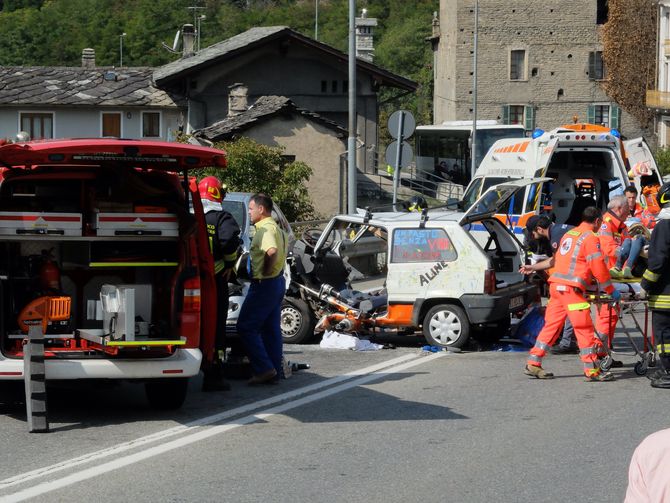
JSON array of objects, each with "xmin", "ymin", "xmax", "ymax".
[
  {"xmin": 655, "ymin": 146, "xmax": 670, "ymax": 177},
  {"xmin": 196, "ymin": 137, "xmax": 316, "ymax": 222}
]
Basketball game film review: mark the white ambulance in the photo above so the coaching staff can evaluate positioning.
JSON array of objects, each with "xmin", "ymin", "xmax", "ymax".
[{"xmin": 457, "ymin": 123, "xmax": 662, "ymax": 238}]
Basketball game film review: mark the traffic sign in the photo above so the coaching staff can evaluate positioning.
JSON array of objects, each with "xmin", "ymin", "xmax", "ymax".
[
  {"xmin": 388, "ymin": 110, "xmax": 415, "ymax": 139},
  {"xmin": 385, "ymin": 140, "xmax": 413, "ymax": 169}
]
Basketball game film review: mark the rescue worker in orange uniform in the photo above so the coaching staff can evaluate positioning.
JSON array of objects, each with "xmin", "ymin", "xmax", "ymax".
[
  {"xmin": 595, "ymin": 195, "xmax": 629, "ymax": 355},
  {"xmin": 525, "ymin": 207, "xmax": 621, "ymax": 381}
]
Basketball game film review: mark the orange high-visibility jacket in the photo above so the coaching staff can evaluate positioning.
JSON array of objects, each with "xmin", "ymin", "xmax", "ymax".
[
  {"xmin": 549, "ymin": 222, "xmax": 614, "ymax": 294},
  {"xmin": 598, "ymin": 211, "xmax": 630, "ymax": 268}
]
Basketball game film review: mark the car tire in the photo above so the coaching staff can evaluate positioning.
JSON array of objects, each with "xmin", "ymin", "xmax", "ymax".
[
  {"xmin": 281, "ymin": 298, "xmax": 315, "ymax": 344},
  {"xmin": 422, "ymin": 304, "xmax": 470, "ymax": 349},
  {"xmin": 145, "ymin": 377, "xmax": 189, "ymax": 410}
]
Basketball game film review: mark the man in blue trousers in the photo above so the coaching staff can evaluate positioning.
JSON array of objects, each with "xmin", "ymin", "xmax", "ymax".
[{"xmin": 238, "ymin": 193, "xmax": 288, "ymax": 385}]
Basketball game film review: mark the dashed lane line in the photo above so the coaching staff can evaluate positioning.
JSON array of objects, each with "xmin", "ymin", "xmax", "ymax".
[
  {"xmin": 0, "ymin": 352, "xmax": 444, "ymax": 503},
  {"xmin": 0, "ymin": 352, "xmax": 426, "ymax": 493}
]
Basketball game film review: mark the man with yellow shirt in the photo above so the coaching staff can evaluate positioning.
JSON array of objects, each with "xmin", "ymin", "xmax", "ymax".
[{"xmin": 237, "ymin": 193, "xmax": 288, "ymax": 385}]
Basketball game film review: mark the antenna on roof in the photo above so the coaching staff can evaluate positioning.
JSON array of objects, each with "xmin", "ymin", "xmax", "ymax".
[{"xmin": 161, "ymin": 30, "xmax": 181, "ymax": 54}]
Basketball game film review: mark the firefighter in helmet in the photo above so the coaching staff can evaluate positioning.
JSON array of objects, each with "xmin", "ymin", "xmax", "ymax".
[
  {"xmin": 641, "ymin": 182, "xmax": 670, "ymax": 388},
  {"xmin": 407, "ymin": 195, "xmax": 427, "ymax": 212},
  {"xmin": 198, "ymin": 176, "xmax": 241, "ymax": 391}
]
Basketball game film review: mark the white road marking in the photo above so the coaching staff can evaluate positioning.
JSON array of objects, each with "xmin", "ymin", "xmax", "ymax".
[
  {"xmin": 0, "ymin": 352, "xmax": 444, "ymax": 503},
  {"xmin": 0, "ymin": 352, "xmax": 426, "ymax": 492}
]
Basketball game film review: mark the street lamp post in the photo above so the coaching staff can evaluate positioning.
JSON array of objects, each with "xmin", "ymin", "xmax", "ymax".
[
  {"xmin": 347, "ymin": 0, "xmax": 357, "ymax": 213},
  {"xmin": 119, "ymin": 32, "xmax": 127, "ymax": 67},
  {"xmin": 315, "ymin": 0, "xmax": 319, "ymax": 40},
  {"xmin": 471, "ymin": 0, "xmax": 479, "ymax": 180}
]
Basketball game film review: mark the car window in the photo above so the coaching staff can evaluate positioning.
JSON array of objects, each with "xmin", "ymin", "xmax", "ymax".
[
  {"xmin": 332, "ymin": 222, "xmax": 388, "ymax": 281},
  {"xmin": 221, "ymin": 201, "xmax": 246, "ymax": 230},
  {"xmin": 391, "ymin": 228, "xmax": 457, "ymax": 263}
]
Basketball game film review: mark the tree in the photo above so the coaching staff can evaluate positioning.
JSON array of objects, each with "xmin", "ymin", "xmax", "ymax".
[
  {"xmin": 195, "ymin": 137, "xmax": 316, "ymax": 222},
  {"xmin": 655, "ymin": 146, "xmax": 670, "ymax": 178}
]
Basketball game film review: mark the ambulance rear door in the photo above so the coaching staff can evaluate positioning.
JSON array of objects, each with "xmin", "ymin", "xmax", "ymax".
[{"xmin": 624, "ymin": 137, "xmax": 663, "ymax": 186}]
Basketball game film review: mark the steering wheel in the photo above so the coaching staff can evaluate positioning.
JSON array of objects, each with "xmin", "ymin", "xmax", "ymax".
[{"xmin": 301, "ymin": 228, "xmax": 334, "ymax": 250}]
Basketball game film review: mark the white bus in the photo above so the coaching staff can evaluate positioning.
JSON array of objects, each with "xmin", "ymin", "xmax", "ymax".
[{"xmin": 415, "ymin": 120, "xmax": 526, "ymax": 186}]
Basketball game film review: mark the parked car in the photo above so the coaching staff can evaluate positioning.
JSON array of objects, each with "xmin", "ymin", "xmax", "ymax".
[{"xmin": 0, "ymin": 138, "xmax": 227, "ymax": 409}]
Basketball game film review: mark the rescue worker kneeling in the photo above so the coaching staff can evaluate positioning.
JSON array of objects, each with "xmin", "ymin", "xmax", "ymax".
[{"xmin": 525, "ymin": 207, "xmax": 621, "ymax": 381}]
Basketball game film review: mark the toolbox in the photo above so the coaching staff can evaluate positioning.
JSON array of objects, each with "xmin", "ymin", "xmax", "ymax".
[
  {"xmin": 0, "ymin": 211, "xmax": 82, "ymax": 236},
  {"xmin": 93, "ymin": 212, "xmax": 179, "ymax": 237}
]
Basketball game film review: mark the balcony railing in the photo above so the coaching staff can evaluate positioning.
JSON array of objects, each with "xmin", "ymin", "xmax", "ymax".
[{"xmin": 647, "ymin": 89, "xmax": 670, "ymax": 111}]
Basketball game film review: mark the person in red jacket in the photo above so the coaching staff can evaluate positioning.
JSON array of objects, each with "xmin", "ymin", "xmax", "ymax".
[
  {"xmin": 595, "ymin": 195, "xmax": 630, "ymax": 357},
  {"xmin": 525, "ymin": 207, "xmax": 620, "ymax": 381}
]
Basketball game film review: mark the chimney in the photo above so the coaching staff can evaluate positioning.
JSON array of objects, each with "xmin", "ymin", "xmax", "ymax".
[
  {"xmin": 355, "ymin": 8, "xmax": 377, "ymax": 62},
  {"xmin": 81, "ymin": 48, "xmax": 96, "ymax": 68},
  {"xmin": 182, "ymin": 24, "xmax": 195, "ymax": 57},
  {"xmin": 228, "ymin": 84, "xmax": 248, "ymax": 116}
]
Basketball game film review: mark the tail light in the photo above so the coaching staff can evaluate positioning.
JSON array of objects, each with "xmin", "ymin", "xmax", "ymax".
[
  {"xmin": 484, "ymin": 268, "xmax": 496, "ymax": 295},
  {"xmin": 183, "ymin": 277, "xmax": 201, "ymax": 312}
]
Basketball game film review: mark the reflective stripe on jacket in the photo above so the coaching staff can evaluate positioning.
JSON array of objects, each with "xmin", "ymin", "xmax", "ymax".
[
  {"xmin": 641, "ymin": 217, "xmax": 670, "ymax": 310},
  {"xmin": 598, "ymin": 210, "xmax": 629, "ymax": 268},
  {"xmin": 548, "ymin": 222, "xmax": 614, "ymax": 294}
]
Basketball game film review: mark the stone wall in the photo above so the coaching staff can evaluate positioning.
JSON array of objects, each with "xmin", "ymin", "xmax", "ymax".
[{"xmin": 434, "ymin": 0, "xmax": 652, "ymax": 141}]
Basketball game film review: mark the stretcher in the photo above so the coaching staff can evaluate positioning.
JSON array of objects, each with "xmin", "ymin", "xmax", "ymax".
[{"xmin": 588, "ymin": 285, "xmax": 655, "ymax": 376}]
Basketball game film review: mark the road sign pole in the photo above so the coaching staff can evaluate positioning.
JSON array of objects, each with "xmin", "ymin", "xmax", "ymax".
[{"xmin": 392, "ymin": 111, "xmax": 405, "ymax": 210}]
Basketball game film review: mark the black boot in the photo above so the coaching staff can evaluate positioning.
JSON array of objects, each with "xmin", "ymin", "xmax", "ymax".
[{"xmin": 202, "ymin": 363, "xmax": 231, "ymax": 392}]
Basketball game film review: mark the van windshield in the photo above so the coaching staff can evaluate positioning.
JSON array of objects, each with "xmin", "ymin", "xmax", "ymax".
[{"xmin": 461, "ymin": 177, "xmax": 513, "ymax": 211}]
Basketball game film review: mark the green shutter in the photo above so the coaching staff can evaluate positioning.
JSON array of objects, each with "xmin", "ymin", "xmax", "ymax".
[
  {"xmin": 610, "ymin": 105, "xmax": 620, "ymax": 130},
  {"xmin": 524, "ymin": 106, "xmax": 535, "ymax": 131},
  {"xmin": 587, "ymin": 105, "xmax": 595, "ymax": 124},
  {"xmin": 588, "ymin": 52, "xmax": 595, "ymax": 80},
  {"xmin": 501, "ymin": 105, "xmax": 510, "ymax": 125}
]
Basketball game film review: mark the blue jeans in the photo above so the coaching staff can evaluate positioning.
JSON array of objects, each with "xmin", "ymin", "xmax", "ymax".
[
  {"xmin": 237, "ymin": 276, "xmax": 286, "ymax": 376},
  {"xmin": 615, "ymin": 237, "xmax": 647, "ymax": 269}
]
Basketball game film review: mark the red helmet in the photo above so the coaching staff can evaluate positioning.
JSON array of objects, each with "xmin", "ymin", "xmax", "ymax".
[{"xmin": 198, "ymin": 176, "xmax": 225, "ymax": 202}]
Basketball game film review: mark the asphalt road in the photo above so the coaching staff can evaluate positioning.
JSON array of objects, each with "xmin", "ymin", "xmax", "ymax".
[{"xmin": 0, "ymin": 326, "xmax": 668, "ymax": 503}]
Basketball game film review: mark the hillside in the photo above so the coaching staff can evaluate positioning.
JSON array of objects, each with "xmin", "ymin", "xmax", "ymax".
[{"xmin": 0, "ymin": 0, "xmax": 437, "ymax": 125}]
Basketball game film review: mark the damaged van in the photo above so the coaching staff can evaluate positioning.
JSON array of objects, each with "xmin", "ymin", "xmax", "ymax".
[
  {"xmin": 0, "ymin": 138, "xmax": 226, "ymax": 409},
  {"xmin": 459, "ymin": 123, "xmax": 663, "ymax": 238}
]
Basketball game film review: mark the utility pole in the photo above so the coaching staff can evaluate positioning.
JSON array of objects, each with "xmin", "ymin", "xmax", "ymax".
[
  {"xmin": 119, "ymin": 32, "xmax": 126, "ymax": 67},
  {"xmin": 315, "ymin": 0, "xmax": 319, "ymax": 40},
  {"xmin": 187, "ymin": 5, "xmax": 205, "ymax": 51},
  {"xmin": 347, "ymin": 0, "xmax": 357, "ymax": 213},
  {"xmin": 471, "ymin": 0, "xmax": 479, "ymax": 180}
]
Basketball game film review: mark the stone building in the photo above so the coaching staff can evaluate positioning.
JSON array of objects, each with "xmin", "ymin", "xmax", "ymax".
[
  {"xmin": 194, "ymin": 95, "xmax": 347, "ymax": 216},
  {"xmin": 431, "ymin": 0, "xmax": 651, "ymax": 140}
]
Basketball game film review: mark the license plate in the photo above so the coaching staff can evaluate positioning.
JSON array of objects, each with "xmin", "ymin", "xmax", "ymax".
[{"xmin": 509, "ymin": 295, "xmax": 524, "ymax": 310}]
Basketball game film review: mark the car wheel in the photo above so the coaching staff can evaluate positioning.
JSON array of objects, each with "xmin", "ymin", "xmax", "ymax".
[
  {"xmin": 145, "ymin": 378, "xmax": 189, "ymax": 410},
  {"xmin": 422, "ymin": 304, "xmax": 470, "ymax": 349},
  {"xmin": 281, "ymin": 298, "xmax": 315, "ymax": 344}
]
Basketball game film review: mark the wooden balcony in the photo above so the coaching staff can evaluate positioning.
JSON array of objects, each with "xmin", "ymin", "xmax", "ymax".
[{"xmin": 647, "ymin": 89, "xmax": 670, "ymax": 111}]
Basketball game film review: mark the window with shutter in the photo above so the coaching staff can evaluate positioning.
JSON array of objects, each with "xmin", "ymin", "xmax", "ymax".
[
  {"xmin": 524, "ymin": 106, "xmax": 535, "ymax": 131},
  {"xmin": 102, "ymin": 112, "xmax": 121, "ymax": 137}
]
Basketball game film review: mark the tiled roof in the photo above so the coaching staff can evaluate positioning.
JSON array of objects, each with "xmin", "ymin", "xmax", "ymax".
[
  {"xmin": 154, "ymin": 26, "xmax": 287, "ymax": 84},
  {"xmin": 194, "ymin": 95, "xmax": 348, "ymax": 141},
  {"xmin": 0, "ymin": 67, "xmax": 184, "ymax": 107},
  {"xmin": 154, "ymin": 26, "xmax": 417, "ymax": 92}
]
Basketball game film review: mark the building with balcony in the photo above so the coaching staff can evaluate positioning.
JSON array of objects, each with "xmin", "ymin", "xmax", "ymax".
[{"xmin": 649, "ymin": 2, "xmax": 670, "ymax": 147}]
